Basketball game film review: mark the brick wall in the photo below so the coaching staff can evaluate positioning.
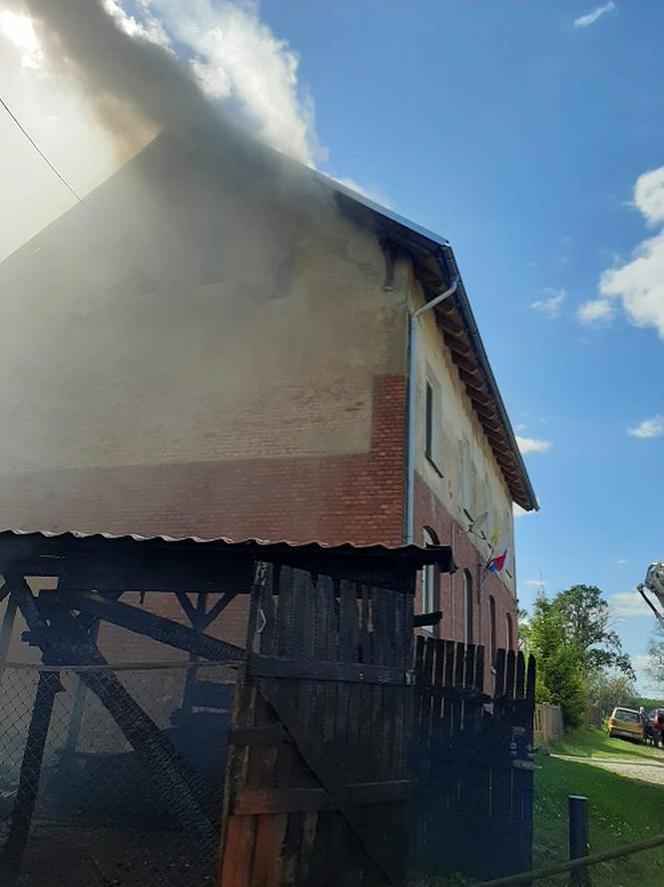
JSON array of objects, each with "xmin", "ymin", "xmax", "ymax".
[
  {"xmin": 0, "ymin": 374, "xmax": 408, "ymax": 661},
  {"xmin": 413, "ymin": 471, "xmax": 518, "ymax": 691}
]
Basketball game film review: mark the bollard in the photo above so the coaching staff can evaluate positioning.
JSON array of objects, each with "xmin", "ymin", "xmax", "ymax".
[{"xmin": 568, "ymin": 795, "xmax": 590, "ymax": 886}]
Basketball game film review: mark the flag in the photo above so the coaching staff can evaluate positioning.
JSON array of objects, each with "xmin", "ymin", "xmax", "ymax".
[{"xmin": 486, "ymin": 533, "xmax": 509, "ymax": 574}]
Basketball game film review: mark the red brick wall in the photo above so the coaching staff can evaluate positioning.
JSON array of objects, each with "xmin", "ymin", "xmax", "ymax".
[
  {"xmin": 0, "ymin": 374, "xmax": 408, "ymax": 661},
  {"xmin": 413, "ymin": 472, "xmax": 518, "ymax": 690},
  {"xmin": 0, "ymin": 375, "xmax": 406, "ymax": 547}
]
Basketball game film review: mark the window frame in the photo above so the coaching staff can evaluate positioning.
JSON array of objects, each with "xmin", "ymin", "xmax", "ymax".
[
  {"xmin": 421, "ymin": 527, "xmax": 439, "ymax": 631},
  {"xmin": 489, "ymin": 595, "xmax": 497, "ymax": 664},
  {"xmin": 505, "ymin": 612, "xmax": 514, "ymax": 650},
  {"xmin": 424, "ymin": 374, "xmax": 443, "ymax": 475},
  {"xmin": 463, "ymin": 569, "xmax": 473, "ymax": 645}
]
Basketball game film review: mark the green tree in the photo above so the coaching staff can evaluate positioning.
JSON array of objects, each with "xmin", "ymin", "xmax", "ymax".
[
  {"xmin": 553, "ymin": 585, "xmax": 634, "ymax": 678},
  {"xmin": 523, "ymin": 593, "xmax": 586, "ymax": 727},
  {"xmin": 646, "ymin": 624, "xmax": 664, "ymax": 691}
]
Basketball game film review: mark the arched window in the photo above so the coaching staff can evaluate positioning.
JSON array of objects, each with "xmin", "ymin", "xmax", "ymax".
[
  {"xmin": 463, "ymin": 569, "xmax": 473, "ymax": 645},
  {"xmin": 422, "ymin": 527, "xmax": 439, "ymax": 619},
  {"xmin": 489, "ymin": 595, "xmax": 497, "ymax": 663},
  {"xmin": 506, "ymin": 613, "xmax": 514, "ymax": 651}
]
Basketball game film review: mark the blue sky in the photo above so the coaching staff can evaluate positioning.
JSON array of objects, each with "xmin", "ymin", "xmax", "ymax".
[
  {"xmin": 262, "ymin": 0, "xmax": 664, "ymax": 690},
  {"xmin": 1, "ymin": 0, "xmax": 663, "ymax": 689}
]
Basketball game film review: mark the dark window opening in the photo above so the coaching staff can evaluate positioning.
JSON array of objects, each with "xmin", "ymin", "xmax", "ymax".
[{"xmin": 463, "ymin": 569, "xmax": 473, "ymax": 645}]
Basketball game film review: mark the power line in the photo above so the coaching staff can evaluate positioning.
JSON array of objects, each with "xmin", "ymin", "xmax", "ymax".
[{"xmin": 0, "ymin": 95, "xmax": 84, "ymax": 204}]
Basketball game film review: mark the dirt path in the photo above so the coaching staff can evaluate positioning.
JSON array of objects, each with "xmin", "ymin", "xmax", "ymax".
[{"xmin": 553, "ymin": 754, "xmax": 664, "ymax": 785}]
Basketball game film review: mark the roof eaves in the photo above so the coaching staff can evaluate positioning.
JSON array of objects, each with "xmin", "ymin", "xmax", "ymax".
[
  {"xmin": 437, "ymin": 246, "xmax": 538, "ymax": 512},
  {"xmin": 325, "ymin": 176, "xmax": 537, "ymax": 512}
]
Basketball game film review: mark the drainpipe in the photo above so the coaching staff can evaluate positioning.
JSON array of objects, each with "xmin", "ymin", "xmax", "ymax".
[{"xmin": 405, "ymin": 269, "xmax": 458, "ymax": 544}]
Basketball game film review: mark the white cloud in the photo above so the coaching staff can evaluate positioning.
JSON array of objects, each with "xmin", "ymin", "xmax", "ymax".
[
  {"xmin": 522, "ymin": 579, "xmax": 545, "ymax": 589},
  {"xmin": 576, "ymin": 298, "xmax": 615, "ymax": 325},
  {"xmin": 634, "ymin": 653, "xmax": 654, "ymax": 671},
  {"xmin": 573, "ymin": 1, "xmax": 616, "ymax": 29},
  {"xmin": 628, "ymin": 415, "xmax": 664, "ymax": 439},
  {"xmin": 609, "ymin": 591, "xmax": 650, "ymax": 619},
  {"xmin": 634, "ymin": 167, "xmax": 664, "ymax": 226},
  {"xmin": 531, "ymin": 289, "xmax": 566, "ymax": 320},
  {"xmin": 616, "ymin": 558, "xmax": 630, "ymax": 567},
  {"xmin": 515, "ymin": 435, "xmax": 553, "ymax": 454},
  {"xmin": 593, "ymin": 166, "xmax": 664, "ymax": 339},
  {"xmin": 600, "ymin": 228, "xmax": 664, "ymax": 338}
]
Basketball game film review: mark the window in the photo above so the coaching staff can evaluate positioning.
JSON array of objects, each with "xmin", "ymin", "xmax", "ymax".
[
  {"xmin": 463, "ymin": 569, "xmax": 473, "ymax": 645},
  {"xmin": 421, "ymin": 527, "xmax": 439, "ymax": 621},
  {"xmin": 505, "ymin": 613, "xmax": 514, "ymax": 650},
  {"xmin": 424, "ymin": 376, "xmax": 442, "ymax": 472},
  {"xmin": 489, "ymin": 595, "xmax": 496, "ymax": 663}
]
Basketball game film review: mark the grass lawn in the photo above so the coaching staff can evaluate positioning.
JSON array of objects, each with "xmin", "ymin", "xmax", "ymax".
[
  {"xmin": 414, "ymin": 729, "xmax": 664, "ymax": 885},
  {"xmin": 551, "ymin": 726, "xmax": 664, "ymax": 763},
  {"xmin": 533, "ymin": 746, "xmax": 664, "ymax": 885}
]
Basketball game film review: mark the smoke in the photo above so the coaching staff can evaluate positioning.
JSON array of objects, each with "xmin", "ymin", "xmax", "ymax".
[
  {"xmin": 7, "ymin": 0, "xmax": 320, "ymax": 168},
  {"xmin": 12, "ymin": 0, "xmax": 222, "ymax": 157}
]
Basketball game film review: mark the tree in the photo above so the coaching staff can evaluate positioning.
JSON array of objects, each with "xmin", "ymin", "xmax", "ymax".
[
  {"xmin": 553, "ymin": 585, "xmax": 634, "ymax": 679},
  {"xmin": 521, "ymin": 584, "xmax": 634, "ymax": 728},
  {"xmin": 522, "ymin": 593, "xmax": 586, "ymax": 727},
  {"xmin": 586, "ymin": 670, "xmax": 638, "ymax": 717},
  {"xmin": 646, "ymin": 623, "xmax": 664, "ymax": 691}
]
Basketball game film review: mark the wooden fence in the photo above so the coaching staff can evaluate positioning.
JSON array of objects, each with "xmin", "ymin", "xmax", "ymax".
[
  {"xmin": 221, "ymin": 565, "xmax": 413, "ymax": 886},
  {"xmin": 534, "ymin": 702, "xmax": 564, "ymax": 746},
  {"xmin": 411, "ymin": 638, "xmax": 536, "ymax": 881}
]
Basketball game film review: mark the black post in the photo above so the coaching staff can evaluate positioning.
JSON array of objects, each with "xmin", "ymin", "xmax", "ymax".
[
  {"xmin": 568, "ymin": 794, "xmax": 590, "ymax": 886},
  {"xmin": 0, "ymin": 671, "xmax": 61, "ymax": 884}
]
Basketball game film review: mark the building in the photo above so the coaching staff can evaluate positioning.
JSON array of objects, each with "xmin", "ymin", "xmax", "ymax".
[{"xmin": 0, "ymin": 127, "xmax": 536, "ymax": 660}]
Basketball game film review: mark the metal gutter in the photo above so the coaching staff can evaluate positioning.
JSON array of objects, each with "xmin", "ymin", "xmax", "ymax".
[
  {"xmin": 405, "ymin": 274, "xmax": 459, "ymax": 543},
  {"xmin": 437, "ymin": 245, "xmax": 538, "ymax": 511}
]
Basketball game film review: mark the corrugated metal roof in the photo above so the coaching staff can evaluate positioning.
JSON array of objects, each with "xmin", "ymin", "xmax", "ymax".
[{"xmin": 0, "ymin": 527, "xmax": 452, "ymax": 567}]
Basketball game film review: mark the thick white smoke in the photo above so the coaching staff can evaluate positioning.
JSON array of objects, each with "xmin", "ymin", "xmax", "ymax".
[{"xmin": 0, "ymin": 0, "xmax": 324, "ymax": 257}]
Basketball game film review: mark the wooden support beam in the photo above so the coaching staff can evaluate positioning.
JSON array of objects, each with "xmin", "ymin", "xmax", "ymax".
[
  {"xmin": 0, "ymin": 670, "xmax": 61, "ymax": 883},
  {"xmin": 413, "ymin": 611, "xmax": 442, "ymax": 628},
  {"xmin": 63, "ymin": 590, "xmax": 243, "ymax": 662},
  {"xmin": 442, "ymin": 329, "xmax": 473, "ymax": 359},
  {"xmin": 458, "ymin": 366, "xmax": 486, "ymax": 392},
  {"xmin": 234, "ymin": 780, "xmax": 411, "ymax": 815},
  {"xmin": 436, "ymin": 309, "xmax": 466, "ymax": 337},
  {"xmin": 249, "ymin": 654, "xmax": 412, "ymax": 686},
  {"xmin": 0, "ymin": 593, "xmax": 17, "ymax": 666},
  {"xmin": 8, "ymin": 578, "xmax": 218, "ymax": 851},
  {"xmin": 257, "ymin": 676, "xmax": 400, "ymax": 885}
]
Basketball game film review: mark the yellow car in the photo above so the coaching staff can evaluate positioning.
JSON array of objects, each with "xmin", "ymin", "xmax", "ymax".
[{"xmin": 608, "ymin": 706, "xmax": 644, "ymax": 742}]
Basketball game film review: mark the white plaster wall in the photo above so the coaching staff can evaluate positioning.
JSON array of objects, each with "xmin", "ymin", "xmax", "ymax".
[{"xmin": 410, "ymin": 282, "xmax": 516, "ymax": 596}]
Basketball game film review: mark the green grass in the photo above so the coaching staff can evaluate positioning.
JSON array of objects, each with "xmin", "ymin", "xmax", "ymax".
[
  {"xmin": 533, "ymin": 753, "xmax": 664, "ymax": 884},
  {"xmin": 413, "ymin": 731, "xmax": 664, "ymax": 885},
  {"xmin": 551, "ymin": 726, "xmax": 663, "ymax": 762}
]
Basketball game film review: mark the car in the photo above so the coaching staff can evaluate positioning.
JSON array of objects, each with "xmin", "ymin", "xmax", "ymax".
[
  {"xmin": 608, "ymin": 706, "xmax": 644, "ymax": 742},
  {"xmin": 645, "ymin": 709, "xmax": 664, "ymax": 747}
]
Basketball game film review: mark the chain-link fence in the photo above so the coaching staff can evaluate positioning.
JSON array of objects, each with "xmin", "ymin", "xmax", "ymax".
[{"xmin": 0, "ymin": 661, "xmax": 237, "ymax": 886}]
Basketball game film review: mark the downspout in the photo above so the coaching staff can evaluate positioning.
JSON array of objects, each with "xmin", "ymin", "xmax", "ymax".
[{"xmin": 405, "ymin": 265, "xmax": 459, "ymax": 543}]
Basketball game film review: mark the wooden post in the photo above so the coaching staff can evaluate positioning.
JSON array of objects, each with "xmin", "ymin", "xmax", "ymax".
[
  {"xmin": 0, "ymin": 670, "xmax": 61, "ymax": 883},
  {"xmin": 0, "ymin": 594, "xmax": 18, "ymax": 666},
  {"xmin": 568, "ymin": 795, "xmax": 590, "ymax": 886}
]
